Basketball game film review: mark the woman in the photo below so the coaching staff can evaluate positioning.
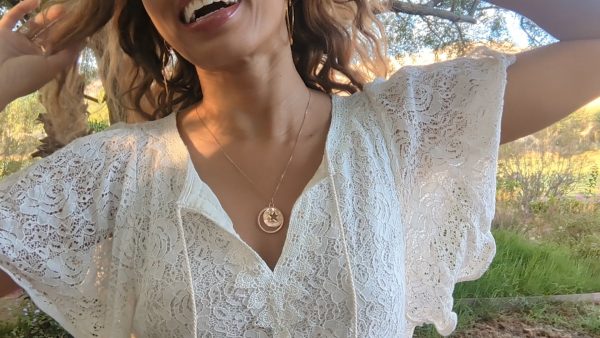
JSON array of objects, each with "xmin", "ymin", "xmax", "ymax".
[{"xmin": 0, "ymin": 0, "xmax": 598, "ymax": 337}]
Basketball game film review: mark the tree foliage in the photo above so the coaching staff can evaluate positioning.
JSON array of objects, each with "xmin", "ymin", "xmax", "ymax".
[{"xmin": 381, "ymin": 0, "xmax": 553, "ymax": 57}]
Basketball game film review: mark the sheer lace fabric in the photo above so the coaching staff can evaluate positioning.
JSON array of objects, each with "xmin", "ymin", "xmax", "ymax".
[{"xmin": 0, "ymin": 47, "xmax": 514, "ymax": 337}]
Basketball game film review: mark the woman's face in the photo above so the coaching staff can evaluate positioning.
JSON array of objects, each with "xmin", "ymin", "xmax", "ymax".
[{"xmin": 141, "ymin": 0, "xmax": 290, "ymax": 70}]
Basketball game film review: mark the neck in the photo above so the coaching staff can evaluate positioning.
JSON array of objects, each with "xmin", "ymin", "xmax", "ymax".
[{"xmin": 192, "ymin": 48, "xmax": 310, "ymax": 142}]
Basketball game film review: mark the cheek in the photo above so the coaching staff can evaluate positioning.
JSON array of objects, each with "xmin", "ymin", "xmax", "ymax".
[{"xmin": 141, "ymin": 1, "xmax": 172, "ymax": 38}]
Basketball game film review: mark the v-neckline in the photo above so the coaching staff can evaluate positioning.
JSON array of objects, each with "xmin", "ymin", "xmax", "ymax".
[{"xmin": 173, "ymin": 94, "xmax": 340, "ymax": 277}]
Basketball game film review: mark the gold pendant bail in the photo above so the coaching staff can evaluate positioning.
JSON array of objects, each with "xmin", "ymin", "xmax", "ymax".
[{"xmin": 162, "ymin": 39, "xmax": 171, "ymax": 102}]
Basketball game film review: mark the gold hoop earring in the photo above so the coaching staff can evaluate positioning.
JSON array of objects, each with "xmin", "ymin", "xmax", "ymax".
[
  {"xmin": 162, "ymin": 40, "xmax": 171, "ymax": 102},
  {"xmin": 285, "ymin": 0, "xmax": 294, "ymax": 45}
]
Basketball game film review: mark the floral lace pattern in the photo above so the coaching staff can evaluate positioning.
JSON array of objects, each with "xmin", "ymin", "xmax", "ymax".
[
  {"xmin": 365, "ymin": 47, "xmax": 516, "ymax": 335},
  {"xmin": 0, "ymin": 46, "xmax": 514, "ymax": 337}
]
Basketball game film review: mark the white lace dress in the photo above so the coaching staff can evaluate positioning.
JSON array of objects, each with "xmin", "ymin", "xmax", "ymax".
[{"xmin": 0, "ymin": 47, "xmax": 515, "ymax": 338}]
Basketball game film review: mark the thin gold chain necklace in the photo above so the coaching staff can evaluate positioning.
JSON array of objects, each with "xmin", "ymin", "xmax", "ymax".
[{"xmin": 193, "ymin": 90, "xmax": 312, "ymax": 234}]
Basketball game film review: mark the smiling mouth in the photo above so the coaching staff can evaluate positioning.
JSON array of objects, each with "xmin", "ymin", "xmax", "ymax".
[{"xmin": 181, "ymin": 0, "xmax": 240, "ymax": 24}]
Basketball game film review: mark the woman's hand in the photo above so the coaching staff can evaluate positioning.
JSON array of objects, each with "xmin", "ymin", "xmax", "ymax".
[{"xmin": 0, "ymin": 0, "xmax": 83, "ymax": 110}]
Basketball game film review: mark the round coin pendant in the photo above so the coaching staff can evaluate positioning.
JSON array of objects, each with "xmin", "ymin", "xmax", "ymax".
[{"xmin": 257, "ymin": 207, "xmax": 284, "ymax": 233}]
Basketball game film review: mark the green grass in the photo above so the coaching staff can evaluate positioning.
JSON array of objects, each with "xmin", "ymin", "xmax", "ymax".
[
  {"xmin": 456, "ymin": 229, "xmax": 600, "ymax": 299},
  {"xmin": 413, "ymin": 227, "xmax": 600, "ymax": 337}
]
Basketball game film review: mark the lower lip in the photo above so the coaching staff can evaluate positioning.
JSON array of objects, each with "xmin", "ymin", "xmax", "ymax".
[{"xmin": 182, "ymin": 1, "xmax": 242, "ymax": 33}]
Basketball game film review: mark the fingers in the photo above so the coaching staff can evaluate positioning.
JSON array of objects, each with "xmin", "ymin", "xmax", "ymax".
[
  {"xmin": 20, "ymin": 5, "xmax": 68, "ymax": 55},
  {"xmin": 0, "ymin": 42, "xmax": 82, "ymax": 100},
  {"xmin": 44, "ymin": 42, "xmax": 83, "ymax": 72},
  {"xmin": 27, "ymin": 5, "xmax": 66, "ymax": 39},
  {"xmin": 32, "ymin": 5, "xmax": 66, "ymax": 27},
  {"xmin": 0, "ymin": 0, "xmax": 41, "ymax": 30}
]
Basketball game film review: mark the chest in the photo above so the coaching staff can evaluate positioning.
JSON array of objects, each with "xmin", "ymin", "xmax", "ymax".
[
  {"xmin": 134, "ymin": 99, "xmax": 413, "ymax": 336},
  {"xmin": 134, "ymin": 154, "xmax": 412, "ymax": 337},
  {"xmin": 185, "ymin": 135, "xmax": 328, "ymax": 272},
  {"xmin": 156, "ymin": 174, "xmax": 409, "ymax": 337}
]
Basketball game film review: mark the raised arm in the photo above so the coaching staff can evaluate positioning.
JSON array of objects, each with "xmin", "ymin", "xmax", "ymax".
[
  {"xmin": 486, "ymin": 0, "xmax": 600, "ymax": 144},
  {"xmin": 0, "ymin": 0, "xmax": 82, "ymax": 111},
  {"xmin": 0, "ymin": 0, "xmax": 86, "ymax": 297}
]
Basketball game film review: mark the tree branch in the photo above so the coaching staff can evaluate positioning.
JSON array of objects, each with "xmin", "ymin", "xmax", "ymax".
[
  {"xmin": 468, "ymin": 0, "xmax": 481, "ymax": 16},
  {"xmin": 386, "ymin": 1, "xmax": 478, "ymax": 24}
]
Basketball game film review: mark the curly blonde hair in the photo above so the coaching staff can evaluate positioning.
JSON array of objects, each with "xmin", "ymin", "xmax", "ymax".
[{"xmin": 44, "ymin": 0, "xmax": 389, "ymax": 121}]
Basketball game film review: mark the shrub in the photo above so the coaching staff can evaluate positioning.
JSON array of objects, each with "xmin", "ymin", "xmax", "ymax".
[
  {"xmin": 88, "ymin": 120, "xmax": 110, "ymax": 133},
  {"xmin": 0, "ymin": 296, "xmax": 72, "ymax": 338},
  {"xmin": 0, "ymin": 159, "xmax": 36, "ymax": 178},
  {"xmin": 497, "ymin": 151, "xmax": 587, "ymax": 215}
]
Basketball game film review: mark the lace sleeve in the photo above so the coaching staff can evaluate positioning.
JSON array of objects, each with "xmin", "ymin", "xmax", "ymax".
[
  {"xmin": 365, "ymin": 46, "xmax": 516, "ymax": 336},
  {"xmin": 0, "ymin": 127, "xmax": 141, "ymax": 338}
]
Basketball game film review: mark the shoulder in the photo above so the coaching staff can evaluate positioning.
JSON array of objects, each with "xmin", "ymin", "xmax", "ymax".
[
  {"xmin": 61, "ymin": 115, "xmax": 174, "ymax": 161},
  {"xmin": 0, "ymin": 117, "xmax": 174, "ymax": 187},
  {"xmin": 363, "ymin": 46, "xmax": 516, "ymax": 101}
]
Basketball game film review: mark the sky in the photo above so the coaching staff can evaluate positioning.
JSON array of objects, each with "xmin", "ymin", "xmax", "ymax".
[{"xmin": 505, "ymin": 14, "xmax": 531, "ymax": 48}]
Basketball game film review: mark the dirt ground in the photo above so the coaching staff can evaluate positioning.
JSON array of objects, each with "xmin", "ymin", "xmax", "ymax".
[
  {"xmin": 455, "ymin": 314, "xmax": 597, "ymax": 338},
  {"xmin": 0, "ymin": 292, "xmax": 21, "ymax": 323},
  {"xmin": 453, "ymin": 318, "xmax": 598, "ymax": 338}
]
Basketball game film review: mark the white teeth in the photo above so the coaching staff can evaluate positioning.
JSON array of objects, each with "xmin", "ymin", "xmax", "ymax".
[{"xmin": 183, "ymin": 0, "xmax": 238, "ymax": 24}]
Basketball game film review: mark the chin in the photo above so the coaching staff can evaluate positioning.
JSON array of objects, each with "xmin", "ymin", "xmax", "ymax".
[
  {"xmin": 182, "ymin": 39, "xmax": 257, "ymax": 70},
  {"xmin": 182, "ymin": 32, "xmax": 289, "ymax": 72}
]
